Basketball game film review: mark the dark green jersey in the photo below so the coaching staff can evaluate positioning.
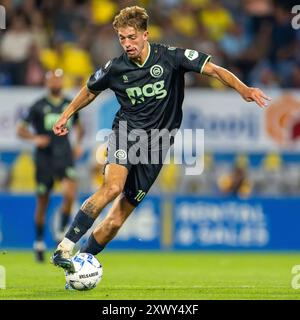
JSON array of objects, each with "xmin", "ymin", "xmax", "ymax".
[
  {"xmin": 22, "ymin": 96, "xmax": 79, "ymax": 157},
  {"xmin": 87, "ymin": 43, "xmax": 210, "ymax": 133}
]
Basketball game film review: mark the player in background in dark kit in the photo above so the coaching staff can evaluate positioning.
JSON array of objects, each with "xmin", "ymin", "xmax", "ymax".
[
  {"xmin": 50, "ymin": 6, "xmax": 271, "ymax": 273},
  {"xmin": 17, "ymin": 69, "xmax": 84, "ymax": 262}
]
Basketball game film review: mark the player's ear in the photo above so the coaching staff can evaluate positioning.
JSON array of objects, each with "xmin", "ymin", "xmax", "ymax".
[{"xmin": 143, "ymin": 30, "xmax": 148, "ymax": 41}]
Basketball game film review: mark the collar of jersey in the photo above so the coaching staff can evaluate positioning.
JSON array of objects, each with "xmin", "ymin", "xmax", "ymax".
[
  {"xmin": 131, "ymin": 42, "xmax": 151, "ymax": 68},
  {"xmin": 46, "ymin": 95, "xmax": 64, "ymax": 107}
]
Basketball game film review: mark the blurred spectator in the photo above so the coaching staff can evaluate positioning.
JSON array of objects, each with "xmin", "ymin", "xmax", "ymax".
[
  {"xmin": 147, "ymin": 24, "xmax": 164, "ymax": 42},
  {"xmin": 217, "ymin": 154, "xmax": 252, "ymax": 198},
  {"xmin": 243, "ymin": 0, "xmax": 273, "ymax": 37},
  {"xmin": 281, "ymin": 161, "xmax": 300, "ymax": 195},
  {"xmin": 30, "ymin": 10, "xmax": 50, "ymax": 49},
  {"xmin": 180, "ymin": 153, "xmax": 216, "ymax": 195},
  {"xmin": 0, "ymin": 13, "xmax": 34, "ymax": 84},
  {"xmin": 249, "ymin": 61, "xmax": 280, "ymax": 88},
  {"xmin": 267, "ymin": 4, "xmax": 298, "ymax": 87},
  {"xmin": 91, "ymin": 0, "xmax": 118, "ymax": 25},
  {"xmin": 40, "ymin": 33, "xmax": 93, "ymax": 88},
  {"xmin": 160, "ymin": 17, "xmax": 186, "ymax": 47},
  {"xmin": 187, "ymin": 0, "xmax": 210, "ymax": 10},
  {"xmin": 220, "ymin": 22, "xmax": 250, "ymax": 59},
  {"xmin": 21, "ymin": 0, "xmax": 36, "ymax": 18},
  {"xmin": 39, "ymin": 38, "xmax": 64, "ymax": 73},
  {"xmin": 60, "ymin": 33, "xmax": 93, "ymax": 88},
  {"xmin": 90, "ymin": 24, "xmax": 122, "ymax": 68},
  {"xmin": 53, "ymin": 0, "xmax": 87, "ymax": 42},
  {"xmin": 230, "ymin": 21, "xmax": 270, "ymax": 84},
  {"xmin": 24, "ymin": 44, "xmax": 45, "ymax": 86},
  {"xmin": 255, "ymin": 152, "xmax": 283, "ymax": 195},
  {"xmin": 170, "ymin": 2, "xmax": 198, "ymax": 38},
  {"xmin": 192, "ymin": 24, "xmax": 225, "ymax": 87},
  {"xmin": 198, "ymin": 0, "xmax": 234, "ymax": 41}
]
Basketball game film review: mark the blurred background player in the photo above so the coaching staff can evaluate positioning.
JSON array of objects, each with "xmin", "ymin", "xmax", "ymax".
[{"xmin": 16, "ymin": 69, "xmax": 84, "ymax": 262}]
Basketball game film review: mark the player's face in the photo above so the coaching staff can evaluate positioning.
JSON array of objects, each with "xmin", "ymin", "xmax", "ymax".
[
  {"xmin": 46, "ymin": 75, "xmax": 63, "ymax": 96},
  {"xmin": 118, "ymin": 27, "xmax": 148, "ymax": 60}
]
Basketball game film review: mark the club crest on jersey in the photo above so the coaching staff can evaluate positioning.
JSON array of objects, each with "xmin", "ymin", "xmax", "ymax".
[
  {"xmin": 114, "ymin": 149, "xmax": 127, "ymax": 160},
  {"xmin": 150, "ymin": 64, "xmax": 163, "ymax": 78},
  {"xmin": 184, "ymin": 49, "xmax": 199, "ymax": 61}
]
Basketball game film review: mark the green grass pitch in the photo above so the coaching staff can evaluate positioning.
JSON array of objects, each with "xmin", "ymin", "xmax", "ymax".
[{"xmin": 1, "ymin": 251, "xmax": 300, "ymax": 300}]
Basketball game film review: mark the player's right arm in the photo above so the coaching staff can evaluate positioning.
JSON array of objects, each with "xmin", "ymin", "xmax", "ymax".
[
  {"xmin": 54, "ymin": 61, "xmax": 112, "ymax": 136},
  {"xmin": 17, "ymin": 106, "xmax": 50, "ymax": 148},
  {"xmin": 53, "ymin": 86, "xmax": 98, "ymax": 136},
  {"xmin": 17, "ymin": 123, "xmax": 50, "ymax": 148}
]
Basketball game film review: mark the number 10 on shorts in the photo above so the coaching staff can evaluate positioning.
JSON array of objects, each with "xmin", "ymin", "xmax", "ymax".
[{"xmin": 134, "ymin": 190, "xmax": 146, "ymax": 202}]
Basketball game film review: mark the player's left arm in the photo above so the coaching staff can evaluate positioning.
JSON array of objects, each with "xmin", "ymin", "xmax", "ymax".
[{"xmin": 202, "ymin": 62, "xmax": 272, "ymax": 108}]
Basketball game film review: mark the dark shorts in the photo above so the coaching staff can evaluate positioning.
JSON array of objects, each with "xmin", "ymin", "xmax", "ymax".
[
  {"xmin": 106, "ymin": 131, "xmax": 170, "ymax": 207},
  {"xmin": 35, "ymin": 152, "xmax": 76, "ymax": 195}
]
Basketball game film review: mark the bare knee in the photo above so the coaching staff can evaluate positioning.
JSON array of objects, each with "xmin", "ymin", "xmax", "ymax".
[{"xmin": 103, "ymin": 183, "xmax": 123, "ymax": 201}]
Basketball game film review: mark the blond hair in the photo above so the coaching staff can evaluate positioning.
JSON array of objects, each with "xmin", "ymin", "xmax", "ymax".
[{"xmin": 113, "ymin": 6, "xmax": 149, "ymax": 32}]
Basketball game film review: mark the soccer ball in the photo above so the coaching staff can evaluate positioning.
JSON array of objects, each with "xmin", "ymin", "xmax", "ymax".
[{"xmin": 65, "ymin": 253, "xmax": 103, "ymax": 291}]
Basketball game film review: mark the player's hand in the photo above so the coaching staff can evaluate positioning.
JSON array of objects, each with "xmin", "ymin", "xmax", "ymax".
[
  {"xmin": 53, "ymin": 115, "xmax": 69, "ymax": 136},
  {"xmin": 33, "ymin": 135, "xmax": 50, "ymax": 148},
  {"xmin": 242, "ymin": 87, "xmax": 272, "ymax": 108},
  {"xmin": 73, "ymin": 144, "xmax": 83, "ymax": 160}
]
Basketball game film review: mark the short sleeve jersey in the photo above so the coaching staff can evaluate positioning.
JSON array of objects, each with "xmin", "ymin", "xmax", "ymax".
[{"xmin": 87, "ymin": 43, "xmax": 211, "ymax": 134}]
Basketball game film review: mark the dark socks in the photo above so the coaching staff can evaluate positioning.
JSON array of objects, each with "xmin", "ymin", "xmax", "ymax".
[
  {"xmin": 60, "ymin": 211, "xmax": 70, "ymax": 232},
  {"xmin": 65, "ymin": 209, "xmax": 95, "ymax": 243},
  {"xmin": 80, "ymin": 233, "xmax": 105, "ymax": 255},
  {"xmin": 35, "ymin": 224, "xmax": 44, "ymax": 242}
]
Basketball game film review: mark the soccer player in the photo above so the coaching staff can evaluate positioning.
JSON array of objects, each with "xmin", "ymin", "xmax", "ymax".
[
  {"xmin": 51, "ymin": 6, "xmax": 271, "ymax": 272},
  {"xmin": 17, "ymin": 69, "xmax": 84, "ymax": 262}
]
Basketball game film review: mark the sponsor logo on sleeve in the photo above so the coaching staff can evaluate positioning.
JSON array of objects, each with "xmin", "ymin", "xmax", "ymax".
[{"xmin": 184, "ymin": 49, "xmax": 199, "ymax": 61}]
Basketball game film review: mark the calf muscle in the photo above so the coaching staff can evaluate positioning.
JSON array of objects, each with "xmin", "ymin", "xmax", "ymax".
[{"xmin": 81, "ymin": 164, "xmax": 129, "ymax": 219}]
